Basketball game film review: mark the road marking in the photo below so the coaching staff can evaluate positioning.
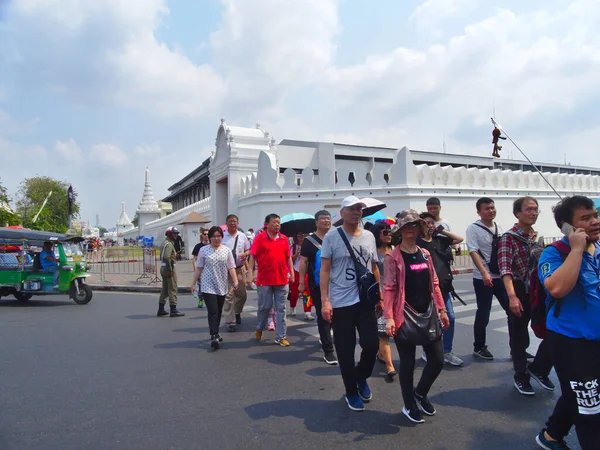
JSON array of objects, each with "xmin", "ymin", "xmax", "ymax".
[{"xmin": 456, "ymin": 309, "xmax": 507, "ymax": 326}]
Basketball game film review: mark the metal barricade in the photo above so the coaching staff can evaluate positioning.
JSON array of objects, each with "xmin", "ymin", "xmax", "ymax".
[
  {"xmin": 452, "ymin": 235, "xmax": 563, "ymax": 271},
  {"xmin": 88, "ymin": 247, "xmax": 161, "ymax": 284}
]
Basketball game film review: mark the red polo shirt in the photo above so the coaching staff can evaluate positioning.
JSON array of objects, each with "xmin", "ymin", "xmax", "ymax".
[{"xmin": 251, "ymin": 232, "xmax": 291, "ymax": 286}]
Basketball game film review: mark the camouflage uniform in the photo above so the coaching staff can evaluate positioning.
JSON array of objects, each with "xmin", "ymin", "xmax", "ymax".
[{"xmin": 159, "ymin": 237, "xmax": 178, "ymax": 306}]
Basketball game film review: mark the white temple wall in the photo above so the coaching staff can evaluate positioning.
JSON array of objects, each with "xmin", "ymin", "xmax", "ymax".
[{"xmin": 237, "ymin": 148, "xmax": 600, "ymax": 238}]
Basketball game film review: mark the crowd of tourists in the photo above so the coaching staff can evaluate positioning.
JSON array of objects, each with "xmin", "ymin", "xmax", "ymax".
[{"xmin": 155, "ymin": 194, "xmax": 600, "ymax": 450}]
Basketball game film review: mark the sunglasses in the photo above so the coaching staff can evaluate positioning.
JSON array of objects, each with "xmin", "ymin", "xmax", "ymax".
[{"xmin": 381, "ymin": 230, "xmax": 391, "ymax": 236}]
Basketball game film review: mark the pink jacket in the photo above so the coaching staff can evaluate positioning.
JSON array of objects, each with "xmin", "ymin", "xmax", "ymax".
[{"xmin": 383, "ymin": 246, "xmax": 446, "ymax": 330}]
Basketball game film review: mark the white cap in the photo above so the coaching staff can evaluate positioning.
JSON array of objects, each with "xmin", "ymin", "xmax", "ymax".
[{"xmin": 340, "ymin": 196, "xmax": 366, "ymax": 209}]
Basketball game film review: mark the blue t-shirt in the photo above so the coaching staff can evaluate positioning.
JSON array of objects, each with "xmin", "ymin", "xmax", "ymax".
[
  {"xmin": 538, "ymin": 237, "xmax": 600, "ymax": 341},
  {"xmin": 40, "ymin": 250, "xmax": 58, "ymax": 270}
]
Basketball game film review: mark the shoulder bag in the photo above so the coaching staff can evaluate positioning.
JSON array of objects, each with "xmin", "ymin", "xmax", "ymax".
[{"xmin": 337, "ymin": 228, "xmax": 380, "ymax": 308}]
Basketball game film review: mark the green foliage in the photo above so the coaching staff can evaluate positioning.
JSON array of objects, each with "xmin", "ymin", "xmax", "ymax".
[
  {"xmin": 0, "ymin": 178, "xmax": 21, "ymax": 227},
  {"xmin": 15, "ymin": 176, "xmax": 80, "ymax": 233},
  {"xmin": 98, "ymin": 226, "xmax": 108, "ymax": 236}
]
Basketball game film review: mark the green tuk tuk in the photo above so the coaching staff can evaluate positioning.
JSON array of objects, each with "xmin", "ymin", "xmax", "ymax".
[{"xmin": 0, "ymin": 227, "xmax": 93, "ymax": 304}]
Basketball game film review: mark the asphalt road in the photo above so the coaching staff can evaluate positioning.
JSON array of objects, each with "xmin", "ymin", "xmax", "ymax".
[{"xmin": 0, "ymin": 275, "xmax": 581, "ymax": 450}]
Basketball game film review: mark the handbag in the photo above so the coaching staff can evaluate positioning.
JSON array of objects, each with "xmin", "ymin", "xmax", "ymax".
[
  {"xmin": 396, "ymin": 300, "xmax": 442, "ymax": 346},
  {"xmin": 337, "ymin": 228, "xmax": 380, "ymax": 308},
  {"xmin": 376, "ymin": 312, "xmax": 387, "ymax": 334}
]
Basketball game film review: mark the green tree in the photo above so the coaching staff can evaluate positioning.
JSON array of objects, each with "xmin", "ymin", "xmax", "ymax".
[
  {"xmin": 0, "ymin": 178, "xmax": 21, "ymax": 227},
  {"xmin": 98, "ymin": 226, "xmax": 108, "ymax": 236},
  {"xmin": 15, "ymin": 176, "xmax": 80, "ymax": 232}
]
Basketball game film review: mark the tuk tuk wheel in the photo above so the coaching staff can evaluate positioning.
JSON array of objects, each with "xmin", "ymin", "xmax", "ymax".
[
  {"xmin": 14, "ymin": 292, "xmax": 33, "ymax": 301},
  {"xmin": 70, "ymin": 283, "xmax": 93, "ymax": 305}
]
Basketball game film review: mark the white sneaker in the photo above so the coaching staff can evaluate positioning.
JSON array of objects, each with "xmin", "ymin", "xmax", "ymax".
[
  {"xmin": 289, "ymin": 307, "xmax": 296, "ymax": 317},
  {"xmin": 444, "ymin": 352, "xmax": 464, "ymax": 366},
  {"xmin": 305, "ymin": 312, "xmax": 314, "ymax": 321}
]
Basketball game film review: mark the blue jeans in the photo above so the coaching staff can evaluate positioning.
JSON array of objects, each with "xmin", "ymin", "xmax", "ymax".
[
  {"xmin": 256, "ymin": 285, "xmax": 288, "ymax": 340},
  {"xmin": 42, "ymin": 265, "xmax": 59, "ymax": 285},
  {"xmin": 442, "ymin": 292, "xmax": 456, "ymax": 354}
]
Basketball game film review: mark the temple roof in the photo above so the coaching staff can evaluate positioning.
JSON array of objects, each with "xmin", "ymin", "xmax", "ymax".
[
  {"xmin": 179, "ymin": 211, "xmax": 210, "ymax": 224},
  {"xmin": 116, "ymin": 202, "xmax": 133, "ymax": 226},
  {"xmin": 137, "ymin": 167, "xmax": 161, "ymax": 213}
]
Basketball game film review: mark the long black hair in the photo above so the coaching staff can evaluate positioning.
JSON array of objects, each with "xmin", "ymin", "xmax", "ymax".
[{"xmin": 372, "ymin": 222, "xmax": 392, "ymax": 249}]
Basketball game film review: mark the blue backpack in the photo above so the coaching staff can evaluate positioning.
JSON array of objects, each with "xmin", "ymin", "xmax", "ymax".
[{"xmin": 305, "ymin": 235, "xmax": 322, "ymax": 286}]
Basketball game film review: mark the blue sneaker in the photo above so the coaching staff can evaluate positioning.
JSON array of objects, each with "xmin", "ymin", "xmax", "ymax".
[
  {"xmin": 535, "ymin": 429, "xmax": 570, "ymax": 450},
  {"xmin": 357, "ymin": 380, "xmax": 372, "ymax": 402},
  {"xmin": 345, "ymin": 394, "xmax": 365, "ymax": 412}
]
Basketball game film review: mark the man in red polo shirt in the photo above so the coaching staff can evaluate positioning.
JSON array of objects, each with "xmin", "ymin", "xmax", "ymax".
[{"xmin": 249, "ymin": 213, "xmax": 294, "ymax": 346}]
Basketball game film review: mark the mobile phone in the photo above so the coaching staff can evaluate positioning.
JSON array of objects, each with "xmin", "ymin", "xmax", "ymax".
[{"xmin": 561, "ymin": 222, "xmax": 576, "ymax": 236}]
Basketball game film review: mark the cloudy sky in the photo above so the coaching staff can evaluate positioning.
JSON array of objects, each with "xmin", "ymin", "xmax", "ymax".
[{"xmin": 1, "ymin": 0, "xmax": 599, "ymax": 227}]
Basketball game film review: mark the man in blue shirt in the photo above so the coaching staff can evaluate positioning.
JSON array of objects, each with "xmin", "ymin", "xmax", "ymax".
[
  {"xmin": 40, "ymin": 241, "xmax": 59, "ymax": 287},
  {"xmin": 536, "ymin": 196, "xmax": 600, "ymax": 450}
]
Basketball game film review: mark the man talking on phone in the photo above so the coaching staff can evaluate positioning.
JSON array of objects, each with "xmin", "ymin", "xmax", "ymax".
[{"xmin": 534, "ymin": 195, "xmax": 600, "ymax": 450}]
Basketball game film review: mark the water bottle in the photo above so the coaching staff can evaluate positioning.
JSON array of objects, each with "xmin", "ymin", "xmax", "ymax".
[{"xmin": 193, "ymin": 286, "xmax": 198, "ymax": 299}]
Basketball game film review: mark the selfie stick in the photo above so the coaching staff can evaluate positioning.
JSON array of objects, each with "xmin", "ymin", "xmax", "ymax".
[{"xmin": 491, "ymin": 118, "xmax": 562, "ymax": 199}]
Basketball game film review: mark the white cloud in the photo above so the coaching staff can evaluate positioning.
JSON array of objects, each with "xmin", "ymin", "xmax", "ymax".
[
  {"xmin": 2, "ymin": 0, "xmax": 226, "ymax": 117},
  {"xmin": 411, "ymin": 0, "xmax": 479, "ymax": 31},
  {"xmin": 90, "ymin": 144, "xmax": 128, "ymax": 167},
  {"xmin": 323, "ymin": 0, "xmax": 600, "ymax": 162},
  {"xmin": 133, "ymin": 143, "xmax": 162, "ymax": 159},
  {"xmin": 54, "ymin": 138, "xmax": 82, "ymax": 161},
  {"xmin": 210, "ymin": 0, "xmax": 340, "ymax": 113}
]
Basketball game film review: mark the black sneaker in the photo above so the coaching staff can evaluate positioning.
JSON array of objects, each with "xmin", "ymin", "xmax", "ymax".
[
  {"xmin": 414, "ymin": 390, "xmax": 436, "ymax": 416},
  {"xmin": 514, "ymin": 380, "xmax": 535, "ymax": 396},
  {"xmin": 529, "ymin": 366, "xmax": 555, "ymax": 391},
  {"xmin": 228, "ymin": 324, "xmax": 237, "ymax": 333},
  {"xmin": 157, "ymin": 308, "xmax": 169, "ymax": 317},
  {"xmin": 235, "ymin": 314, "xmax": 242, "ymax": 325},
  {"xmin": 210, "ymin": 335, "xmax": 220, "ymax": 350},
  {"xmin": 323, "ymin": 352, "xmax": 338, "ymax": 365},
  {"xmin": 473, "ymin": 346, "xmax": 494, "ymax": 360},
  {"xmin": 402, "ymin": 406, "xmax": 424, "ymax": 424},
  {"xmin": 216, "ymin": 334, "xmax": 223, "ymax": 343}
]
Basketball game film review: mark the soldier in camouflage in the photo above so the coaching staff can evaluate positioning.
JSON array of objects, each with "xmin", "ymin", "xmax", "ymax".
[{"xmin": 157, "ymin": 227, "xmax": 185, "ymax": 317}]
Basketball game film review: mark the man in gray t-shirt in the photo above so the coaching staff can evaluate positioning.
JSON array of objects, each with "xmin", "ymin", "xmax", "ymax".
[
  {"xmin": 466, "ymin": 197, "xmax": 510, "ymax": 361},
  {"xmin": 321, "ymin": 227, "xmax": 378, "ymax": 308},
  {"xmin": 320, "ymin": 196, "xmax": 380, "ymax": 412}
]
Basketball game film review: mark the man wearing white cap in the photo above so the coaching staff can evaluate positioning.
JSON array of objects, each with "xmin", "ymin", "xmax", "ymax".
[{"xmin": 320, "ymin": 196, "xmax": 380, "ymax": 412}]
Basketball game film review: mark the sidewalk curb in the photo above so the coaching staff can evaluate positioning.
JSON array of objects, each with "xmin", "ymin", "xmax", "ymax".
[{"xmin": 90, "ymin": 284, "xmax": 193, "ymax": 294}]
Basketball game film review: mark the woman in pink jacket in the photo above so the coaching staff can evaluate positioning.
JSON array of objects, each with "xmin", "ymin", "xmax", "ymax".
[{"xmin": 383, "ymin": 210, "xmax": 450, "ymax": 424}]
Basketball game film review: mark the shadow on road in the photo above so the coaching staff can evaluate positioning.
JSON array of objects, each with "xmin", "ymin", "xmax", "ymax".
[
  {"xmin": 245, "ymin": 398, "xmax": 410, "ymax": 437},
  {"xmin": 248, "ymin": 340, "xmax": 324, "ymax": 366},
  {"xmin": 430, "ymin": 385, "xmax": 553, "ymax": 414},
  {"xmin": 125, "ymin": 314, "xmax": 159, "ymax": 320},
  {"xmin": 0, "ymin": 299, "xmax": 74, "ymax": 307},
  {"xmin": 305, "ymin": 366, "xmax": 340, "ymax": 377}
]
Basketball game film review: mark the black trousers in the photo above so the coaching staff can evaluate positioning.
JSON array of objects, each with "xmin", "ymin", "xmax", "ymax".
[
  {"xmin": 203, "ymin": 293, "xmax": 225, "ymax": 336},
  {"xmin": 309, "ymin": 284, "xmax": 334, "ymax": 353},
  {"xmin": 473, "ymin": 278, "xmax": 511, "ymax": 351},
  {"xmin": 545, "ymin": 331, "xmax": 600, "ymax": 449},
  {"xmin": 332, "ymin": 302, "xmax": 378, "ymax": 396},
  {"xmin": 395, "ymin": 337, "xmax": 444, "ymax": 409},
  {"xmin": 509, "ymin": 281, "xmax": 553, "ymax": 382}
]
